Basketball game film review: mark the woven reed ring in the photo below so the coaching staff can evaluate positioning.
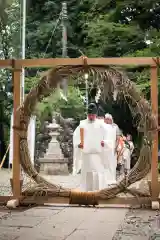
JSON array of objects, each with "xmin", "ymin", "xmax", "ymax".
[{"xmin": 17, "ymin": 63, "xmax": 157, "ymax": 204}]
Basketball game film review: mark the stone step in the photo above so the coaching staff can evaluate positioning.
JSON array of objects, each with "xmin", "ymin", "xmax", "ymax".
[
  {"xmin": 44, "ymin": 153, "xmax": 63, "ymax": 157},
  {"xmin": 39, "ymin": 158, "xmax": 68, "ymax": 163}
]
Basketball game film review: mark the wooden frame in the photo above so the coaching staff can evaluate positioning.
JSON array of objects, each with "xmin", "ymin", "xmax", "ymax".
[{"xmin": 0, "ymin": 57, "xmax": 159, "ymax": 207}]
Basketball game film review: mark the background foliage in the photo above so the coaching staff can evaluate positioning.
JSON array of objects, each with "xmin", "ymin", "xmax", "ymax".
[{"xmin": 0, "ymin": 0, "xmax": 160, "ymax": 165}]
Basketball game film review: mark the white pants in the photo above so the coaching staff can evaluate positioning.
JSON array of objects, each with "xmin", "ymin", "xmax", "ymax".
[
  {"xmin": 102, "ymin": 147, "xmax": 117, "ymax": 184},
  {"xmin": 123, "ymin": 148, "xmax": 131, "ymax": 171},
  {"xmin": 80, "ymin": 153, "xmax": 109, "ymax": 191}
]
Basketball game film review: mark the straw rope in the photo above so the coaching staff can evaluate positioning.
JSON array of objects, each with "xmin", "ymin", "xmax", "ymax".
[{"xmin": 15, "ymin": 63, "xmax": 157, "ymax": 205}]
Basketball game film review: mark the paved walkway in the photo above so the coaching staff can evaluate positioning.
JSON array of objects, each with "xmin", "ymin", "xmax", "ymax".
[
  {"xmin": 0, "ymin": 206, "xmax": 128, "ymax": 240},
  {"xmin": 0, "ymin": 169, "xmax": 160, "ymax": 239},
  {"xmin": 0, "ymin": 169, "xmax": 127, "ymax": 239},
  {"xmin": 0, "ymin": 206, "xmax": 160, "ymax": 239}
]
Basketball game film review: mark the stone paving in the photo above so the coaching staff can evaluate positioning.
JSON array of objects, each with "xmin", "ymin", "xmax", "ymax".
[
  {"xmin": 0, "ymin": 206, "xmax": 128, "ymax": 240},
  {"xmin": 0, "ymin": 169, "xmax": 160, "ymax": 239},
  {"xmin": 0, "ymin": 205, "xmax": 160, "ymax": 239}
]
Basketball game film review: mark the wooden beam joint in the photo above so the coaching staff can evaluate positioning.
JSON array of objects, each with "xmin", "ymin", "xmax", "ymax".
[
  {"xmin": 11, "ymin": 59, "xmax": 22, "ymax": 72},
  {"xmin": 152, "ymin": 57, "xmax": 160, "ymax": 67}
]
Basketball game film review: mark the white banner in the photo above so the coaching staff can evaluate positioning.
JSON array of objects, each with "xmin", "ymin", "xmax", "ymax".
[{"xmin": 9, "ymin": 112, "xmax": 36, "ymax": 167}]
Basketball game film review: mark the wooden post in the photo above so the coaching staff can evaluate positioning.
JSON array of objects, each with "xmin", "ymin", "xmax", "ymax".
[
  {"xmin": 12, "ymin": 61, "xmax": 21, "ymax": 198},
  {"xmin": 151, "ymin": 65, "xmax": 159, "ymax": 200}
]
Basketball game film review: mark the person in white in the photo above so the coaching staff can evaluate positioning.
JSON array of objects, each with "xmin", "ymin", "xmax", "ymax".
[
  {"xmin": 73, "ymin": 103, "xmax": 107, "ymax": 192},
  {"xmin": 122, "ymin": 134, "xmax": 134, "ymax": 175},
  {"xmin": 102, "ymin": 113, "xmax": 118, "ymax": 184},
  {"xmin": 112, "ymin": 121, "xmax": 121, "ymax": 137},
  {"xmin": 97, "ymin": 116, "xmax": 104, "ymax": 123},
  {"xmin": 116, "ymin": 133, "xmax": 125, "ymax": 178},
  {"xmin": 97, "ymin": 106, "xmax": 105, "ymax": 123},
  {"xmin": 116, "ymin": 134, "xmax": 134, "ymax": 177}
]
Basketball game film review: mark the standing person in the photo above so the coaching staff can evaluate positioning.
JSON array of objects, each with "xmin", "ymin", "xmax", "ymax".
[
  {"xmin": 111, "ymin": 117, "xmax": 121, "ymax": 175},
  {"xmin": 116, "ymin": 134, "xmax": 125, "ymax": 178},
  {"xmin": 97, "ymin": 106, "xmax": 105, "ymax": 123},
  {"xmin": 73, "ymin": 103, "xmax": 107, "ymax": 191},
  {"xmin": 102, "ymin": 113, "xmax": 117, "ymax": 184},
  {"xmin": 123, "ymin": 134, "xmax": 134, "ymax": 175},
  {"xmin": 117, "ymin": 134, "xmax": 134, "ymax": 177},
  {"xmin": 97, "ymin": 115, "xmax": 104, "ymax": 124}
]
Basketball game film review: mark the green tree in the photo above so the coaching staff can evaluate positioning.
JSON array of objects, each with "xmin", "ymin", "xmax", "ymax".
[
  {"xmin": 0, "ymin": 0, "xmax": 20, "ymax": 166},
  {"xmin": 36, "ymin": 86, "xmax": 85, "ymax": 122},
  {"xmin": 1, "ymin": 0, "xmax": 160, "ymax": 163},
  {"xmin": 84, "ymin": 19, "xmax": 146, "ymax": 57}
]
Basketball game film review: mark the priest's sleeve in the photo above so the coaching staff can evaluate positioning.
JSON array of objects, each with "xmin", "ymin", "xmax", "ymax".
[{"xmin": 72, "ymin": 126, "xmax": 82, "ymax": 175}]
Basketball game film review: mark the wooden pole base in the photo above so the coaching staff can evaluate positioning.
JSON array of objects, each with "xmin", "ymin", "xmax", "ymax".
[
  {"xmin": 151, "ymin": 201, "xmax": 160, "ymax": 210},
  {"xmin": 7, "ymin": 199, "xmax": 19, "ymax": 209},
  {"xmin": 10, "ymin": 178, "xmax": 23, "ymax": 195}
]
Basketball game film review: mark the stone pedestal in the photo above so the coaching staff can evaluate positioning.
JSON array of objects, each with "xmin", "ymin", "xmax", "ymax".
[
  {"xmin": 39, "ymin": 118, "xmax": 68, "ymax": 175},
  {"xmin": 39, "ymin": 159, "xmax": 68, "ymax": 175}
]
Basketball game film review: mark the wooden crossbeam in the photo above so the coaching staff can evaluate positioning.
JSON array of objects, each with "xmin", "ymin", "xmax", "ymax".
[
  {"xmin": 19, "ymin": 196, "xmax": 151, "ymax": 206},
  {"xmin": 0, "ymin": 59, "xmax": 12, "ymax": 68},
  {"xmin": 0, "ymin": 57, "xmax": 156, "ymax": 69},
  {"xmin": 15, "ymin": 57, "xmax": 156, "ymax": 68}
]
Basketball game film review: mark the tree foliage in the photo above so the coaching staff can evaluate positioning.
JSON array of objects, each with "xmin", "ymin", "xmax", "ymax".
[
  {"xmin": 0, "ymin": 0, "xmax": 20, "ymax": 165},
  {"xmin": 36, "ymin": 86, "xmax": 85, "ymax": 122},
  {"xmin": 0, "ymin": 0, "xmax": 160, "ymax": 163}
]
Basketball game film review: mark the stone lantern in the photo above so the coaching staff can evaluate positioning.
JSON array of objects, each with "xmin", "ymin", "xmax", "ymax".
[{"xmin": 39, "ymin": 117, "xmax": 68, "ymax": 175}]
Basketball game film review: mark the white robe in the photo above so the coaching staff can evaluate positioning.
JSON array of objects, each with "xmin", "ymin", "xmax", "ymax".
[
  {"xmin": 102, "ymin": 123, "xmax": 117, "ymax": 184},
  {"xmin": 113, "ymin": 123, "xmax": 121, "ymax": 137},
  {"xmin": 72, "ymin": 123, "xmax": 84, "ymax": 176},
  {"xmin": 73, "ymin": 119, "xmax": 108, "ymax": 191},
  {"xmin": 122, "ymin": 141, "xmax": 134, "ymax": 170}
]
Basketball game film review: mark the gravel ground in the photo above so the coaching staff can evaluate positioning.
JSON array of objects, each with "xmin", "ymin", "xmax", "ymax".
[
  {"xmin": 0, "ymin": 169, "xmax": 81, "ymax": 196},
  {"xmin": 0, "ymin": 169, "xmax": 13, "ymax": 196},
  {"xmin": 0, "ymin": 168, "xmax": 151, "ymax": 196},
  {"xmin": 113, "ymin": 209, "xmax": 160, "ymax": 240}
]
